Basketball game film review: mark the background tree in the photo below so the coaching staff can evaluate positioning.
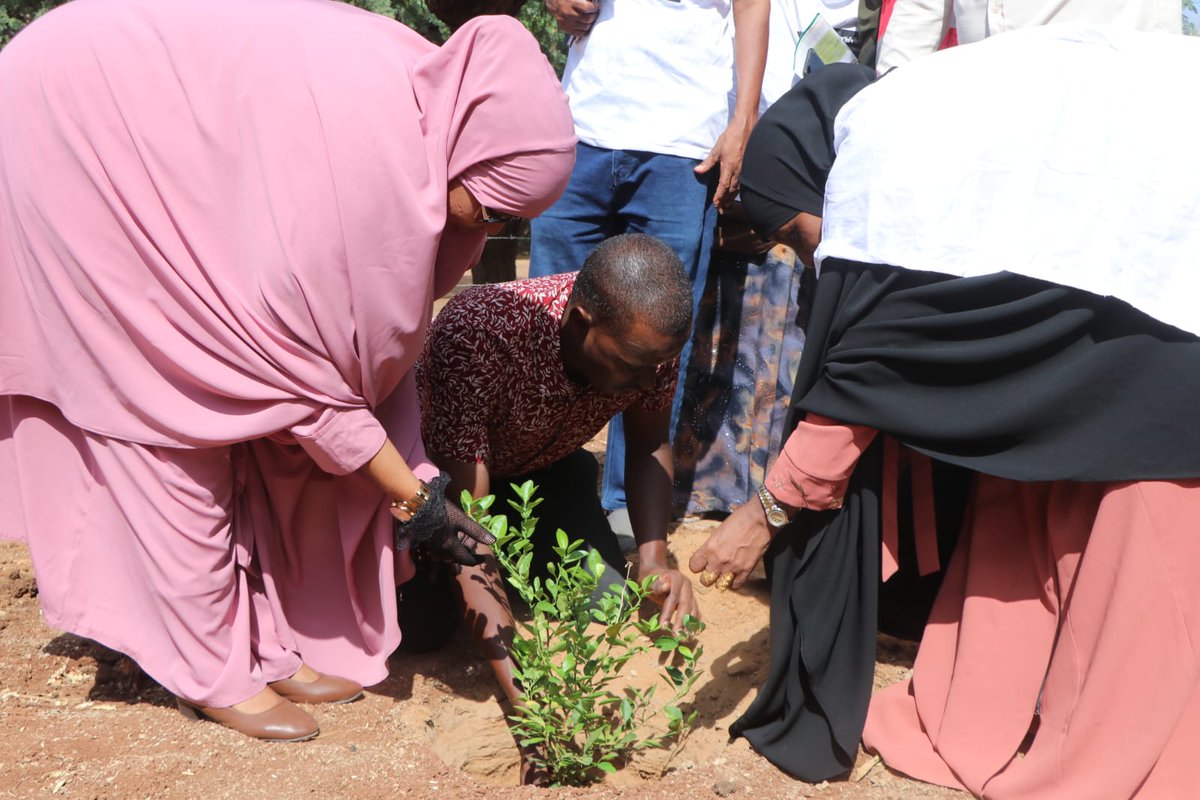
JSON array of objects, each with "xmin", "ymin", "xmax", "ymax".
[{"xmin": 1, "ymin": 1, "xmax": 56, "ymax": 46}]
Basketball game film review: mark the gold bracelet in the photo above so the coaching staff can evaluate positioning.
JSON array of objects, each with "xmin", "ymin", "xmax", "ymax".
[{"xmin": 391, "ymin": 481, "xmax": 432, "ymax": 518}]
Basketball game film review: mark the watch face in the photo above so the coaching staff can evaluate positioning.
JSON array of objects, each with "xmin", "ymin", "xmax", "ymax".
[{"xmin": 759, "ymin": 486, "xmax": 788, "ymax": 528}]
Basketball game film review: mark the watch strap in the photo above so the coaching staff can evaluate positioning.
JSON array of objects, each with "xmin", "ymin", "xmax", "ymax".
[{"xmin": 757, "ymin": 484, "xmax": 790, "ymax": 528}]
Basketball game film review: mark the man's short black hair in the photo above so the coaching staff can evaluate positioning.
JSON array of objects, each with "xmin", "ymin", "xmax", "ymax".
[{"xmin": 569, "ymin": 233, "xmax": 693, "ymax": 340}]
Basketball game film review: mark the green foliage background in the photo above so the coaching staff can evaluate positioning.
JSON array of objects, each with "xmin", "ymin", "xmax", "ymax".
[
  {"xmin": 0, "ymin": 0, "xmax": 567, "ymax": 70},
  {"xmin": 1, "ymin": 1, "xmax": 54, "ymax": 46}
]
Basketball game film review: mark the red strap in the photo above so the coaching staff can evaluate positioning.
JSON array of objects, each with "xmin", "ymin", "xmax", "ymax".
[
  {"xmin": 880, "ymin": 439, "xmax": 941, "ymax": 580},
  {"xmin": 881, "ymin": 436, "xmax": 900, "ymax": 581},
  {"xmin": 910, "ymin": 451, "xmax": 940, "ymax": 576}
]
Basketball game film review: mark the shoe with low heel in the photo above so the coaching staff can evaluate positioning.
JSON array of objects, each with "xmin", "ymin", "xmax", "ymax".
[
  {"xmin": 269, "ymin": 671, "xmax": 364, "ymax": 705},
  {"xmin": 176, "ymin": 697, "xmax": 319, "ymax": 742}
]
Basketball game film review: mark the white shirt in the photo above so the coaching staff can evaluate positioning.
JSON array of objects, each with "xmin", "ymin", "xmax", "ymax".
[
  {"xmin": 562, "ymin": 0, "xmax": 735, "ymax": 160},
  {"xmin": 761, "ymin": 0, "xmax": 860, "ymax": 108},
  {"xmin": 877, "ymin": 0, "xmax": 1182, "ymax": 73},
  {"xmin": 818, "ymin": 26, "xmax": 1200, "ymax": 337}
]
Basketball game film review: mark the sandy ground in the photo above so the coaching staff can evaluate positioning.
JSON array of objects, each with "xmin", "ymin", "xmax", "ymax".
[{"xmin": 0, "ymin": 520, "xmax": 964, "ymax": 800}]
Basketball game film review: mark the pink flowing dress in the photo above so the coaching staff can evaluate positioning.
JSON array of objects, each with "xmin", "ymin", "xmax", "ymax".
[
  {"xmin": 0, "ymin": 0, "xmax": 574, "ymax": 706},
  {"xmin": 769, "ymin": 416, "xmax": 1200, "ymax": 798}
]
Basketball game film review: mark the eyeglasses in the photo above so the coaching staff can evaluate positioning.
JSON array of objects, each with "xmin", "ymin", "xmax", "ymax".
[{"xmin": 477, "ymin": 204, "xmax": 522, "ymax": 226}]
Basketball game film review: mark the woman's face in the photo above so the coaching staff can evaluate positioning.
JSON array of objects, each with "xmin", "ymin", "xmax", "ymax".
[
  {"xmin": 770, "ymin": 211, "xmax": 823, "ymax": 268},
  {"xmin": 446, "ymin": 180, "xmax": 513, "ymax": 237}
]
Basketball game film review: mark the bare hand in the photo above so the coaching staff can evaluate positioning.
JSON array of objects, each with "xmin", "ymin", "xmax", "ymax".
[
  {"xmin": 694, "ymin": 116, "xmax": 754, "ymax": 210},
  {"xmin": 688, "ymin": 500, "xmax": 774, "ymax": 590},
  {"xmin": 545, "ymin": 0, "xmax": 600, "ymax": 37},
  {"xmin": 639, "ymin": 564, "xmax": 700, "ymax": 632}
]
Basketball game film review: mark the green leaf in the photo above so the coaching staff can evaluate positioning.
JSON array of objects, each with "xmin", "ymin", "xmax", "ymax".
[
  {"xmin": 458, "ymin": 488, "xmax": 476, "ymax": 510},
  {"xmin": 587, "ymin": 547, "xmax": 605, "ymax": 578}
]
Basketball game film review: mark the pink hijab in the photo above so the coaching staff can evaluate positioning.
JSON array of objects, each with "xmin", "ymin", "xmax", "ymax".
[{"xmin": 0, "ymin": 0, "xmax": 575, "ymax": 448}]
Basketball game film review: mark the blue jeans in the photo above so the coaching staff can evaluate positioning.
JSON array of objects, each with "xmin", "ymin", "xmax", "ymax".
[{"xmin": 530, "ymin": 142, "xmax": 716, "ymax": 510}]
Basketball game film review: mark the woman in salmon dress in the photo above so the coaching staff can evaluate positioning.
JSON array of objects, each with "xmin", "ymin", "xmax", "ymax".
[{"xmin": 691, "ymin": 27, "xmax": 1200, "ymax": 797}]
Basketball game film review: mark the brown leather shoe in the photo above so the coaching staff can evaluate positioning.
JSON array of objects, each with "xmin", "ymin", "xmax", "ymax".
[
  {"xmin": 269, "ymin": 671, "xmax": 364, "ymax": 705},
  {"xmin": 176, "ymin": 697, "xmax": 319, "ymax": 742}
]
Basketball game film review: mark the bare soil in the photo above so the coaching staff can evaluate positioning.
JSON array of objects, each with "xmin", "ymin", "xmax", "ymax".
[{"xmin": 0, "ymin": 521, "xmax": 964, "ymax": 800}]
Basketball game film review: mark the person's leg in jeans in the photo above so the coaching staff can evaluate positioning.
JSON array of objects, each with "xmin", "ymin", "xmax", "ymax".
[
  {"xmin": 529, "ymin": 142, "xmax": 621, "ymax": 278},
  {"xmin": 600, "ymin": 149, "xmax": 717, "ymax": 512}
]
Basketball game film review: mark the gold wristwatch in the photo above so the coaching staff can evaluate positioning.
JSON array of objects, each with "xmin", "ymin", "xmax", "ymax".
[{"xmin": 756, "ymin": 484, "xmax": 790, "ymax": 529}]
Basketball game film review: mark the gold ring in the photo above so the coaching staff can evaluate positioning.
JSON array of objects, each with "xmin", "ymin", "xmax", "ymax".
[
  {"xmin": 716, "ymin": 573, "xmax": 735, "ymax": 591},
  {"xmin": 700, "ymin": 570, "xmax": 719, "ymax": 587}
]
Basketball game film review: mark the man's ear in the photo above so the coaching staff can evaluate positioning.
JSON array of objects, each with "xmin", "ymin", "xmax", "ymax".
[{"xmin": 564, "ymin": 303, "xmax": 596, "ymax": 332}]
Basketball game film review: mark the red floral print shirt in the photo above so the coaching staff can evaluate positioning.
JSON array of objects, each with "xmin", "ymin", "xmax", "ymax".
[{"xmin": 416, "ymin": 273, "xmax": 677, "ymax": 477}]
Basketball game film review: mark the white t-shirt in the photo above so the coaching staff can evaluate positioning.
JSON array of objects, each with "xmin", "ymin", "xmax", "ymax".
[
  {"xmin": 761, "ymin": 0, "xmax": 860, "ymax": 109},
  {"xmin": 562, "ymin": 0, "xmax": 735, "ymax": 160},
  {"xmin": 818, "ymin": 26, "xmax": 1200, "ymax": 337}
]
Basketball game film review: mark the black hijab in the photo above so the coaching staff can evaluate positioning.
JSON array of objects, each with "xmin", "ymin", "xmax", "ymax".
[{"xmin": 740, "ymin": 62, "xmax": 876, "ymax": 238}]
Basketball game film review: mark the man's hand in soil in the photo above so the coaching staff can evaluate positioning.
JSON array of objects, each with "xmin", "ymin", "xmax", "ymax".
[{"xmin": 639, "ymin": 563, "xmax": 700, "ymax": 633}]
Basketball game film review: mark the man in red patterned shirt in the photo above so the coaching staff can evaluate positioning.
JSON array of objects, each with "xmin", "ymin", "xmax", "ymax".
[
  {"xmin": 416, "ymin": 232, "xmax": 698, "ymax": 619},
  {"xmin": 409, "ymin": 236, "xmax": 700, "ymax": 720}
]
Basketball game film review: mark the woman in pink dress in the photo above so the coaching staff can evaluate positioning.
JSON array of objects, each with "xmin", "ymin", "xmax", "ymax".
[
  {"xmin": 691, "ymin": 29, "xmax": 1200, "ymax": 797},
  {"xmin": 0, "ymin": 0, "xmax": 575, "ymax": 742}
]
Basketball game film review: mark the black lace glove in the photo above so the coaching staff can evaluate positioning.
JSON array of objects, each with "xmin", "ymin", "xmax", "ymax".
[{"xmin": 395, "ymin": 473, "xmax": 496, "ymax": 567}]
